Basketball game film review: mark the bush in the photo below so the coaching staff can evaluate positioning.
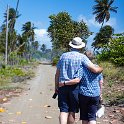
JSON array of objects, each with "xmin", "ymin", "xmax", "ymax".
[
  {"xmin": 111, "ymin": 57, "xmax": 124, "ymax": 66},
  {"xmin": 52, "ymin": 57, "xmax": 59, "ymax": 66},
  {"xmin": 19, "ymin": 59, "xmax": 29, "ymax": 65},
  {"xmin": 99, "ymin": 61, "xmax": 124, "ymax": 83},
  {"xmin": 96, "ymin": 51, "xmax": 110, "ymax": 61},
  {"xmin": 96, "ymin": 33, "xmax": 124, "ymax": 66}
]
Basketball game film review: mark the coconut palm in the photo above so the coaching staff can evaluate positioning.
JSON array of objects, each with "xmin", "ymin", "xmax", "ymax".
[
  {"xmin": 4, "ymin": 8, "xmax": 21, "ymax": 32},
  {"xmin": 93, "ymin": 0, "xmax": 118, "ymax": 28},
  {"xmin": 3, "ymin": 8, "xmax": 21, "ymax": 53},
  {"xmin": 92, "ymin": 25, "xmax": 114, "ymax": 50},
  {"xmin": 32, "ymin": 41, "xmax": 39, "ymax": 51},
  {"xmin": 22, "ymin": 22, "xmax": 36, "ymax": 41},
  {"xmin": 40, "ymin": 44, "xmax": 46, "ymax": 53},
  {"xmin": 22, "ymin": 21, "xmax": 36, "ymax": 55}
]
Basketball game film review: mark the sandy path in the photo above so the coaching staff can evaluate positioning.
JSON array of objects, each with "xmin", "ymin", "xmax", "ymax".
[{"xmin": 0, "ymin": 64, "xmax": 60, "ymax": 124}]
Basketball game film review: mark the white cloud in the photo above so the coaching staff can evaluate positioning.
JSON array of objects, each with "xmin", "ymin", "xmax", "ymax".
[
  {"xmin": 34, "ymin": 29, "xmax": 52, "ymax": 49},
  {"xmin": 88, "ymin": 16, "xmax": 101, "ymax": 28},
  {"xmin": 78, "ymin": 15, "xmax": 88, "ymax": 24},
  {"xmin": 78, "ymin": 15, "xmax": 117, "ymax": 28},
  {"xmin": 87, "ymin": 33, "xmax": 96, "ymax": 49},
  {"xmin": 105, "ymin": 18, "xmax": 116, "ymax": 26},
  {"xmin": 78, "ymin": 15, "xmax": 101, "ymax": 28}
]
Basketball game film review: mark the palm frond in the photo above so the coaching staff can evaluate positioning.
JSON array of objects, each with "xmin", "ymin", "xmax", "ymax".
[
  {"xmin": 108, "ymin": 0, "xmax": 114, "ymax": 6},
  {"xmin": 110, "ymin": 7, "xmax": 118, "ymax": 13}
]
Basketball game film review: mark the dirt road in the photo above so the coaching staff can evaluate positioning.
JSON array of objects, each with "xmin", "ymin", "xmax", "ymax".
[{"xmin": 0, "ymin": 64, "xmax": 60, "ymax": 124}]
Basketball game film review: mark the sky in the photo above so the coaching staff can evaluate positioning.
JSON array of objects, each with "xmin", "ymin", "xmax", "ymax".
[{"xmin": 0, "ymin": 0, "xmax": 124, "ymax": 49}]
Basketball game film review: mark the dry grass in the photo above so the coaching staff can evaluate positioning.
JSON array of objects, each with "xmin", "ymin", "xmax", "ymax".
[{"xmin": 99, "ymin": 61, "xmax": 124, "ymax": 104}]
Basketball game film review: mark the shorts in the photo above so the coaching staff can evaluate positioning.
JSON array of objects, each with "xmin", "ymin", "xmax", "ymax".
[
  {"xmin": 79, "ymin": 94, "xmax": 100, "ymax": 121},
  {"xmin": 58, "ymin": 84, "xmax": 79, "ymax": 113}
]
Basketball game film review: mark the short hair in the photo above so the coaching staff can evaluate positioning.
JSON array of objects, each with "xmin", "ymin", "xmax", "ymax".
[{"xmin": 84, "ymin": 50, "xmax": 95, "ymax": 60}]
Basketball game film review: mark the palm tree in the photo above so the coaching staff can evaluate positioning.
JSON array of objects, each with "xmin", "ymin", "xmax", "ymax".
[
  {"xmin": 4, "ymin": 8, "xmax": 21, "ymax": 32},
  {"xmin": 93, "ymin": 0, "xmax": 118, "ymax": 28},
  {"xmin": 40, "ymin": 44, "xmax": 46, "ymax": 53},
  {"xmin": 3, "ymin": 8, "xmax": 21, "ymax": 53},
  {"xmin": 92, "ymin": 25, "xmax": 114, "ymax": 50},
  {"xmin": 22, "ymin": 22, "xmax": 36, "ymax": 41},
  {"xmin": 32, "ymin": 41, "xmax": 39, "ymax": 51},
  {"xmin": 22, "ymin": 21, "xmax": 36, "ymax": 56}
]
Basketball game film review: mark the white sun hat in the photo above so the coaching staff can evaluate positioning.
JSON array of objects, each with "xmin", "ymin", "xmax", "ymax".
[{"xmin": 69, "ymin": 37, "xmax": 85, "ymax": 49}]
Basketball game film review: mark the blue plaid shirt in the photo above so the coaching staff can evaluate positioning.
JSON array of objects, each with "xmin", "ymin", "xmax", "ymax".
[
  {"xmin": 57, "ymin": 49, "xmax": 92, "ymax": 83},
  {"xmin": 74, "ymin": 65, "xmax": 103, "ymax": 97}
]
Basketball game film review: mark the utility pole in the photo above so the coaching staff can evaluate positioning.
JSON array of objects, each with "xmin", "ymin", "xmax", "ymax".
[{"xmin": 5, "ymin": 5, "xmax": 9, "ymax": 65}]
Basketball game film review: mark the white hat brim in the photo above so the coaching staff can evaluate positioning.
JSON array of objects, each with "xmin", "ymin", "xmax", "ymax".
[{"xmin": 69, "ymin": 41, "xmax": 85, "ymax": 49}]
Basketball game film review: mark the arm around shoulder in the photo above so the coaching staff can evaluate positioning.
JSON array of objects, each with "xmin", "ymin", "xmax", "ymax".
[
  {"xmin": 88, "ymin": 63, "xmax": 103, "ymax": 73},
  {"xmin": 59, "ymin": 78, "xmax": 81, "ymax": 87}
]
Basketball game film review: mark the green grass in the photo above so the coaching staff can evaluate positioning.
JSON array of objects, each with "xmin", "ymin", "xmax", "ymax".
[
  {"xmin": 99, "ymin": 61, "xmax": 124, "ymax": 104},
  {"xmin": 0, "ymin": 65, "xmax": 35, "ymax": 88},
  {"xmin": 99, "ymin": 61, "xmax": 124, "ymax": 84}
]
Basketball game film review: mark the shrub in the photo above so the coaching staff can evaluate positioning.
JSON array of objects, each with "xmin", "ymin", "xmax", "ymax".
[
  {"xmin": 96, "ymin": 51, "xmax": 110, "ymax": 61},
  {"xmin": 96, "ymin": 33, "xmax": 124, "ymax": 66},
  {"xmin": 52, "ymin": 57, "xmax": 59, "ymax": 66}
]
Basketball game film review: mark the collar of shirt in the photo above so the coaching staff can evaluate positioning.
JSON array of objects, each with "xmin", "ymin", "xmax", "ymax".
[{"xmin": 70, "ymin": 48, "xmax": 80, "ymax": 52}]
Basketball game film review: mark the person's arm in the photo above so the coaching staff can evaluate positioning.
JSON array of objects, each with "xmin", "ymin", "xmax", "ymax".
[
  {"xmin": 99, "ymin": 74, "xmax": 104, "ymax": 101},
  {"xmin": 59, "ymin": 78, "xmax": 80, "ymax": 87},
  {"xmin": 83, "ymin": 55, "xmax": 103, "ymax": 73},
  {"xmin": 55, "ymin": 54, "xmax": 63, "ymax": 90},
  {"xmin": 59, "ymin": 68, "xmax": 83, "ymax": 87},
  {"xmin": 55, "ymin": 68, "xmax": 60, "ymax": 91},
  {"xmin": 99, "ymin": 79, "xmax": 103, "ymax": 95},
  {"xmin": 87, "ymin": 62, "xmax": 103, "ymax": 73}
]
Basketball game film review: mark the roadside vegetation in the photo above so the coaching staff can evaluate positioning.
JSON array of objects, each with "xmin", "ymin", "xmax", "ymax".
[
  {"xmin": 0, "ymin": 3, "xmax": 46, "ymax": 89},
  {"xmin": 0, "ymin": 59, "xmax": 37, "ymax": 89}
]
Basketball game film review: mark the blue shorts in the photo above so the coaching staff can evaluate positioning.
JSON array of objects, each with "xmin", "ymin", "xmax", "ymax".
[
  {"xmin": 79, "ymin": 94, "xmax": 100, "ymax": 121},
  {"xmin": 58, "ymin": 84, "xmax": 79, "ymax": 113}
]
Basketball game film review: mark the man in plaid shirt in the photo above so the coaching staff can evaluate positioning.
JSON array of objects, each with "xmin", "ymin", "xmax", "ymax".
[{"xmin": 55, "ymin": 37, "xmax": 103, "ymax": 124}]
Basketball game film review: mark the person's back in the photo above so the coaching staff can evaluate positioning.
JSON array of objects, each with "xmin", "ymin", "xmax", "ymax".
[
  {"xmin": 79, "ymin": 65, "xmax": 102, "ymax": 97},
  {"xmin": 57, "ymin": 49, "xmax": 88, "ymax": 82},
  {"xmin": 79, "ymin": 50, "xmax": 103, "ymax": 97},
  {"xmin": 55, "ymin": 37, "xmax": 87, "ymax": 124},
  {"xmin": 75, "ymin": 50, "xmax": 103, "ymax": 124}
]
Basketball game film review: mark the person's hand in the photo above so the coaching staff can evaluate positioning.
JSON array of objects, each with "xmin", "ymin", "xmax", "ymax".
[
  {"xmin": 100, "ymin": 94, "xmax": 103, "ymax": 104},
  {"xmin": 100, "ymin": 94, "xmax": 103, "ymax": 100},
  {"xmin": 59, "ymin": 82, "xmax": 64, "ymax": 87},
  {"xmin": 54, "ymin": 89, "xmax": 58, "ymax": 93}
]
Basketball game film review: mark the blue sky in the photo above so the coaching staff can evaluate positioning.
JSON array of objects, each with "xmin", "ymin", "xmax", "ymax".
[{"xmin": 0, "ymin": 0, "xmax": 124, "ymax": 49}]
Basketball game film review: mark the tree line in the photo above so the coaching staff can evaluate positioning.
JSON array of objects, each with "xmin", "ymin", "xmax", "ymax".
[
  {"xmin": 0, "ymin": 0, "xmax": 123, "ymax": 66},
  {"xmin": 0, "ymin": 6, "xmax": 51, "ymax": 63}
]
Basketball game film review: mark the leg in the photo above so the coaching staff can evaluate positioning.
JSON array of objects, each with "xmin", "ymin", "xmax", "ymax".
[
  {"xmin": 88, "ymin": 96, "xmax": 99, "ymax": 124},
  {"xmin": 82, "ymin": 120, "xmax": 88, "ymax": 124},
  {"xmin": 59, "ymin": 112, "xmax": 68, "ymax": 124},
  {"xmin": 75, "ymin": 113, "xmax": 80, "ymax": 123},
  {"xmin": 79, "ymin": 94, "xmax": 89, "ymax": 123},
  {"xmin": 67, "ymin": 112, "xmax": 75, "ymax": 124},
  {"xmin": 88, "ymin": 120, "xmax": 96, "ymax": 124},
  {"xmin": 67, "ymin": 85, "xmax": 79, "ymax": 124},
  {"xmin": 58, "ymin": 87, "xmax": 69, "ymax": 124}
]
